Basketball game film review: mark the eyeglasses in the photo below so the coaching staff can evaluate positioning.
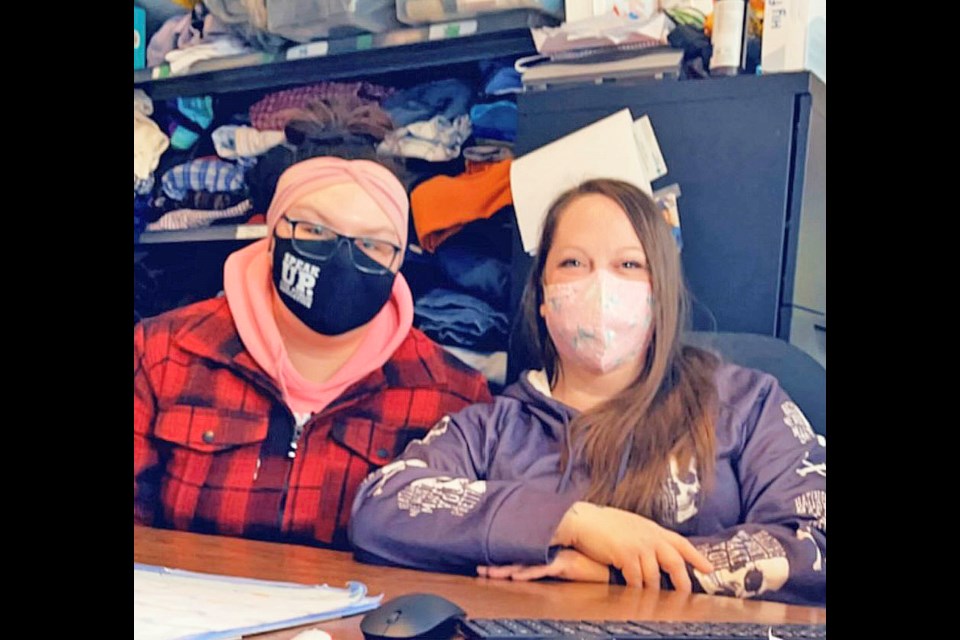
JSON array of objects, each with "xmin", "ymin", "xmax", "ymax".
[{"xmin": 277, "ymin": 215, "xmax": 402, "ymax": 275}]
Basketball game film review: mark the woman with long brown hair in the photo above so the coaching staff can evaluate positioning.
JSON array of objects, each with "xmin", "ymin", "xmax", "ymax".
[{"xmin": 350, "ymin": 179, "xmax": 826, "ymax": 606}]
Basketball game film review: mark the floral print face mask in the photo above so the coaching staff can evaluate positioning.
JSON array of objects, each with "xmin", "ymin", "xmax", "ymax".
[{"xmin": 543, "ymin": 270, "xmax": 654, "ymax": 374}]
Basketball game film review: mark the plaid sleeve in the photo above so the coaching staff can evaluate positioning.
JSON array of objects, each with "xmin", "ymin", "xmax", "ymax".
[
  {"xmin": 421, "ymin": 333, "xmax": 493, "ymax": 409},
  {"xmin": 134, "ymin": 320, "xmax": 162, "ymax": 526},
  {"xmin": 464, "ymin": 363, "xmax": 493, "ymax": 406}
]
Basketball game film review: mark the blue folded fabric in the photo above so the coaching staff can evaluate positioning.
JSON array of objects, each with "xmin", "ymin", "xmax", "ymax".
[
  {"xmin": 434, "ymin": 243, "xmax": 511, "ymax": 309},
  {"xmin": 468, "ymin": 101, "xmax": 517, "ymax": 142},
  {"xmin": 415, "ymin": 288, "xmax": 509, "ymax": 351},
  {"xmin": 482, "ymin": 66, "xmax": 522, "ymax": 96},
  {"xmin": 381, "ymin": 79, "xmax": 474, "ymax": 128},
  {"xmin": 178, "ymin": 96, "xmax": 214, "ymax": 129}
]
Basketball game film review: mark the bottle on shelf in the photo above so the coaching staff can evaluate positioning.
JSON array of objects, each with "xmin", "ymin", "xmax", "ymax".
[{"xmin": 709, "ymin": 0, "xmax": 747, "ymax": 76}]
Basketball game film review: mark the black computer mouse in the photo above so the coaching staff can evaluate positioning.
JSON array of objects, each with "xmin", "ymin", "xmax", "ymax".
[{"xmin": 360, "ymin": 593, "xmax": 467, "ymax": 640}]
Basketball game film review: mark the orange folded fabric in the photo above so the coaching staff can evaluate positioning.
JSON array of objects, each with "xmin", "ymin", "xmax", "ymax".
[{"xmin": 410, "ymin": 159, "xmax": 513, "ymax": 252}]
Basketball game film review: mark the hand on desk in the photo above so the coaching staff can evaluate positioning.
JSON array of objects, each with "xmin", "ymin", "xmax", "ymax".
[
  {"xmin": 551, "ymin": 501, "xmax": 714, "ymax": 592},
  {"xmin": 477, "ymin": 549, "xmax": 608, "ymax": 583}
]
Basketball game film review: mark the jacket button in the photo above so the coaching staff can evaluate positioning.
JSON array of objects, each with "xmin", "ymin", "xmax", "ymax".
[
  {"xmin": 376, "ymin": 448, "xmax": 389, "ymax": 459},
  {"xmin": 202, "ymin": 430, "xmax": 215, "ymax": 444}
]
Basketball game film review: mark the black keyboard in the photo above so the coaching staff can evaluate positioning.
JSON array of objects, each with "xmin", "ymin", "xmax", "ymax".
[{"xmin": 461, "ymin": 619, "xmax": 826, "ymax": 640}]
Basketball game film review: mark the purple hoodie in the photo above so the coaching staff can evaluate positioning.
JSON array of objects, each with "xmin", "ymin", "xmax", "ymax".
[{"xmin": 349, "ymin": 363, "xmax": 826, "ymax": 606}]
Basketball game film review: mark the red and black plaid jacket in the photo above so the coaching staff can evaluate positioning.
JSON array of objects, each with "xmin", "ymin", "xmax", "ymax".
[{"xmin": 134, "ymin": 296, "xmax": 492, "ymax": 548}]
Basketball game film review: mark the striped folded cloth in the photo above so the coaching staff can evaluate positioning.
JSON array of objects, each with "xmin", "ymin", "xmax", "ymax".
[
  {"xmin": 145, "ymin": 199, "xmax": 253, "ymax": 232},
  {"xmin": 161, "ymin": 158, "xmax": 247, "ymax": 201}
]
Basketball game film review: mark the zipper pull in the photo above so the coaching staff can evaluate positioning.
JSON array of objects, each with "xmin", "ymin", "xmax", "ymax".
[{"xmin": 288, "ymin": 413, "xmax": 310, "ymax": 459}]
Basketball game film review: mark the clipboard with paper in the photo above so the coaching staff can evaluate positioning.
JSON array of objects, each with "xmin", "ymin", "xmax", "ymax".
[{"xmin": 133, "ymin": 563, "xmax": 381, "ymax": 640}]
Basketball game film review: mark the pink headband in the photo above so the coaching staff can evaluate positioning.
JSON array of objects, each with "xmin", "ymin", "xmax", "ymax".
[{"xmin": 266, "ymin": 156, "xmax": 409, "ymax": 249}]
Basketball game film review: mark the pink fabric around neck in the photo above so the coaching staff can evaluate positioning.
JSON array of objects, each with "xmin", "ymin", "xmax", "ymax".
[{"xmin": 224, "ymin": 239, "xmax": 413, "ymax": 414}]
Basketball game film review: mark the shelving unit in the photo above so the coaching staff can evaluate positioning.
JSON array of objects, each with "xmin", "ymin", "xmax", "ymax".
[
  {"xmin": 134, "ymin": 10, "xmax": 553, "ymax": 99},
  {"xmin": 137, "ymin": 224, "xmax": 267, "ymax": 244},
  {"xmin": 134, "ymin": 11, "xmax": 557, "ymax": 331}
]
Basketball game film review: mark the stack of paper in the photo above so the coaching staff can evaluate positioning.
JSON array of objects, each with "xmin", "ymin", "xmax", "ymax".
[
  {"xmin": 530, "ymin": 12, "xmax": 669, "ymax": 55},
  {"xmin": 510, "ymin": 108, "xmax": 681, "ymax": 254},
  {"xmin": 134, "ymin": 563, "xmax": 381, "ymax": 640},
  {"xmin": 520, "ymin": 46, "xmax": 683, "ymax": 87},
  {"xmin": 521, "ymin": 13, "xmax": 681, "ymax": 88}
]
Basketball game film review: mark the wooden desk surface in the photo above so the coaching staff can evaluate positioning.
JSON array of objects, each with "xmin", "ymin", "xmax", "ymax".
[{"xmin": 134, "ymin": 526, "xmax": 825, "ymax": 639}]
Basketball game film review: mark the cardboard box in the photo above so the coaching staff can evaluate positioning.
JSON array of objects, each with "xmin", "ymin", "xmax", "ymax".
[{"xmin": 761, "ymin": 0, "xmax": 825, "ymax": 82}]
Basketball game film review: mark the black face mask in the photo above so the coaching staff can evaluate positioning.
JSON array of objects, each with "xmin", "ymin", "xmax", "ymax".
[{"xmin": 272, "ymin": 237, "xmax": 396, "ymax": 336}]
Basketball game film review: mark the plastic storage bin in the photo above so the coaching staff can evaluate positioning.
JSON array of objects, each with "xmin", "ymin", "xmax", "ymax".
[
  {"xmin": 396, "ymin": 0, "xmax": 563, "ymax": 25},
  {"xmin": 267, "ymin": 0, "xmax": 404, "ymax": 42}
]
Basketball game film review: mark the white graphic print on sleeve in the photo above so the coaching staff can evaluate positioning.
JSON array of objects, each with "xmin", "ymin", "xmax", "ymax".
[
  {"xmin": 657, "ymin": 456, "xmax": 701, "ymax": 525},
  {"xmin": 781, "ymin": 401, "xmax": 815, "ymax": 444},
  {"xmin": 405, "ymin": 416, "xmax": 451, "ymax": 450},
  {"xmin": 419, "ymin": 416, "xmax": 450, "ymax": 447},
  {"xmin": 794, "ymin": 490, "xmax": 826, "ymax": 532},
  {"xmin": 370, "ymin": 459, "xmax": 428, "ymax": 496},
  {"xmin": 795, "ymin": 451, "xmax": 826, "ymax": 478},
  {"xmin": 796, "ymin": 525, "xmax": 824, "ymax": 572},
  {"xmin": 397, "ymin": 477, "xmax": 487, "ymax": 517},
  {"xmin": 693, "ymin": 530, "xmax": 790, "ymax": 599}
]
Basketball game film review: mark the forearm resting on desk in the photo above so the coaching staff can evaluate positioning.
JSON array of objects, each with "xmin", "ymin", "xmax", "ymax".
[{"xmin": 549, "ymin": 501, "xmax": 713, "ymax": 591}]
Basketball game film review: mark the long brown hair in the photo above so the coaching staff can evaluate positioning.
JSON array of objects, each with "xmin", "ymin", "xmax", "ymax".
[{"xmin": 519, "ymin": 179, "xmax": 719, "ymax": 520}]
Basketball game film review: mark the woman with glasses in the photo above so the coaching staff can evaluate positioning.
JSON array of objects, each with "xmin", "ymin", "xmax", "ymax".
[
  {"xmin": 134, "ymin": 156, "xmax": 492, "ymax": 548},
  {"xmin": 350, "ymin": 178, "xmax": 826, "ymax": 606}
]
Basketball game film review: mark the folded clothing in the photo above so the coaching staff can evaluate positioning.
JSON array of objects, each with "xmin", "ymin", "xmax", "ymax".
[
  {"xmin": 410, "ymin": 159, "xmax": 512, "ymax": 252},
  {"xmin": 164, "ymin": 37, "xmax": 252, "ymax": 75},
  {"xmin": 147, "ymin": 3, "xmax": 239, "ymax": 67},
  {"xmin": 134, "ymin": 175, "xmax": 155, "ymax": 197},
  {"xmin": 381, "ymin": 78, "xmax": 474, "ymax": 128},
  {"xmin": 168, "ymin": 96, "xmax": 215, "ymax": 150},
  {"xmin": 462, "ymin": 144, "xmax": 513, "ymax": 167},
  {"xmin": 481, "ymin": 65, "xmax": 523, "ymax": 96},
  {"xmin": 161, "ymin": 158, "xmax": 247, "ymax": 201},
  {"xmin": 414, "ymin": 288, "xmax": 510, "ymax": 352},
  {"xmin": 376, "ymin": 114, "xmax": 471, "ymax": 163},
  {"xmin": 434, "ymin": 242, "xmax": 511, "ymax": 309},
  {"xmin": 212, "ymin": 125, "xmax": 286, "ymax": 159},
  {"xmin": 441, "ymin": 345, "xmax": 507, "ymax": 386},
  {"xmin": 147, "ymin": 11, "xmax": 200, "ymax": 67},
  {"xmin": 145, "ymin": 199, "xmax": 254, "ymax": 232},
  {"xmin": 468, "ymin": 100, "xmax": 518, "ymax": 142},
  {"xmin": 152, "ymin": 189, "xmax": 251, "ymax": 216},
  {"xmin": 134, "ymin": 89, "xmax": 154, "ymax": 117},
  {"xmin": 134, "ymin": 91, "xmax": 170, "ymax": 183}
]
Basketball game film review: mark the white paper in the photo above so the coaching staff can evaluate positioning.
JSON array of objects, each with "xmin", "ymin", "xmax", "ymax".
[
  {"xmin": 286, "ymin": 41, "xmax": 329, "ymax": 60},
  {"xmin": 133, "ymin": 564, "xmax": 380, "ymax": 640},
  {"xmin": 632, "ymin": 115, "xmax": 668, "ymax": 181},
  {"xmin": 510, "ymin": 109, "xmax": 652, "ymax": 254}
]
